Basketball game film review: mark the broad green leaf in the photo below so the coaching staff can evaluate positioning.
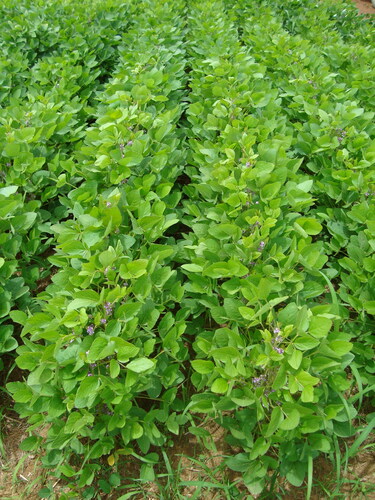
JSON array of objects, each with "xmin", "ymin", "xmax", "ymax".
[
  {"xmin": 211, "ymin": 378, "xmax": 228, "ymax": 394},
  {"xmin": 309, "ymin": 316, "xmax": 332, "ymax": 338},
  {"xmin": 280, "ymin": 409, "xmax": 300, "ymax": 430},
  {"xmin": 127, "ymin": 357, "xmax": 154, "ymax": 373},
  {"xmin": 191, "ymin": 360, "xmax": 215, "ymax": 374}
]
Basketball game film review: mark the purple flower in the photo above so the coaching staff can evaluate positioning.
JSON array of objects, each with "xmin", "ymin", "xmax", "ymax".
[
  {"xmin": 100, "ymin": 318, "xmax": 107, "ymax": 325},
  {"xmin": 245, "ymin": 162, "xmax": 251, "ymax": 168},
  {"xmin": 123, "ymin": 282, "xmax": 128, "ymax": 287},
  {"xmin": 274, "ymin": 347, "xmax": 284, "ymax": 355},
  {"xmin": 104, "ymin": 302, "xmax": 113, "ymax": 315},
  {"xmin": 275, "ymin": 335, "xmax": 283, "ymax": 343},
  {"xmin": 252, "ymin": 374, "xmax": 267, "ymax": 386},
  {"xmin": 88, "ymin": 372, "xmax": 93, "ymax": 377},
  {"xmin": 273, "ymin": 327, "xmax": 280, "ymax": 334},
  {"xmin": 106, "ymin": 201, "xmax": 112, "ymax": 208},
  {"xmin": 127, "ymin": 140, "xmax": 133, "ymax": 146},
  {"xmin": 86, "ymin": 325, "xmax": 95, "ymax": 335},
  {"xmin": 258, "ymin": 241, "xmax": 265, "ymax": 251}
]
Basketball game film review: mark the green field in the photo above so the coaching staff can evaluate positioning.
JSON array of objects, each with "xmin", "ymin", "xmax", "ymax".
[{"xmin": 0, "ymin": 0, "xmax": 374, "ymax": 498}]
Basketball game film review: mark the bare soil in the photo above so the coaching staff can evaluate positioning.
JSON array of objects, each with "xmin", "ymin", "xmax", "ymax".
[
  {"xmin": 352, "ymin": 0, "xmax": 375, "ymax": 14},
  {"xmin": 0, "ymin": 414, "xmax": 374, "ymax": 499}
]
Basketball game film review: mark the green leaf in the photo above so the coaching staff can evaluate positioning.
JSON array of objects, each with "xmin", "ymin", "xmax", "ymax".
[
  {"xmin": 9, "ymin": 310, "xmax": 28, "ymax": 325},
  {"xmin": 296, "ymin": 371, "xmax": 320, "ymax": 387},
  {"xmin": 127, "ymin": 357, "xmax": 154, "ymax": 373},
  {"xmin": 295, "ymin": 217, "xmax": 322, "ymax": 235},
  {"xmin": 204, "ymin": 260, "xmax": 248, "ymax": 279},
  {"xmin": 110, "ymin": 359, "xmax": 120, "ymax": 379},
  {"xmin": 67, "ymin": 290, "xmax": 100, "ymax": 311},
  {"xmin": 119, "ymin": 260, "xmax": 148, "ymax": 279},
  {"xmin": 191, "ymin": 360, "xmax": 215, "ymax": 374},
  {"xmin": 0, "ymin": 185, "xmax": 18, "ymax": 197},
  {"xmin": 211, "ymin": 378, "xmax": 228, "ymax": 394},
  {"xmin": 88, "ymin": 337, "xmax": 115, "ymax": 362},
  {"xmin": 280, "ymin": 409, "xmax": 300, "ymax": 430},
  {"xmin": 75, "ymin": 377, "xmax": 101, "ymax": 408},
  {"xmin": 309, "ymin": 316, "xmax": 332, "ymax": 338},
  {"xmin": 364, "ymin": 301, "xmax": 375, "ymax": 315},
  {"xmin": 20, "ymin": 436, "xmax": 41, "ymax": 451},
  {"xmin": 181, "ymin": 264, "xmax": 203, "ymax": 272},
  {"xmin": 288, "ymin": 349, "xmax": 303, "ymax": 370},
  {"xmin": 265, "ymin": 407, "xmax": 284, "ymax": 437}
]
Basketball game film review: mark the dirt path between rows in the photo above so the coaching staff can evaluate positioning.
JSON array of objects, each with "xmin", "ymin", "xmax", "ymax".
[{"xmin": 352, "ymin": 0, "xmax": 375, "ymax": 14}]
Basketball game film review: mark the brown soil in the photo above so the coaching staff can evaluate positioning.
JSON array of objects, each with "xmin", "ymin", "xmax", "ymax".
[
  {"xmin": 0, "ymin": 414, "xmax": 374, "ymax": 499},
  {"xmin": 352, "ymin": 0, "xmax": 375, "ymax": 14},
  {"xmin": 0, "ymin": 419, "xmax": 49, "ymax": 500}
]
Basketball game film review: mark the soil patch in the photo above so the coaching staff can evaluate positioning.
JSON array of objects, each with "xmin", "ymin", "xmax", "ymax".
[{"xmin": 352, "ymin": 0, "xmax": 375, "ymax": 14}]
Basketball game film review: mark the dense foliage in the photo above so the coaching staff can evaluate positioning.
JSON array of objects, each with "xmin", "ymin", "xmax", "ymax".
[{"xmin": 1, "ymin": 0, "xmax": 374, "ymax": 497}]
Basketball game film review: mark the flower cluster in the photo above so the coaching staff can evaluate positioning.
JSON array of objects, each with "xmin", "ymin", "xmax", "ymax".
[
  {"xmin": 104, "ymin": 302, "xmax": 113, "ymax": 315},
  {"xmin": 258, "ymin": 241, "xmax": 265, "ymax": 252},
  {"xmin": 252, "ymin": 374, "xmax": 267, "ymax": 386},
  {"xmin": 336, "ymin": 128, "xmax": 347, "ymax": 143},
  {"xmin": 271, "ymin": 328, "xmax": 284, "ymax": 354}
]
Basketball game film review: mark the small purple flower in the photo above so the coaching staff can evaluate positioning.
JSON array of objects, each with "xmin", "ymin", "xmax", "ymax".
[
  {"xmin": 274, "ymin": 347, "xmax": 284, "ymax": 355},
  {"xmin": 100, "ymin": 318, "xmax": 107, "ymax": 325},
  {"xmin": 275, "ymin": 335, "xmax": 283, "ymax": 343},
  {"xmin": 123, "ymin": 282, "xmax": 128, "ymax": 287},
  {"xmin": 252, "ymin": 374, "xmax": 267, "ymax": 386},
  {"xmin": 119, "ymin": 143, "xmax": 124, "ymax": 151},
  {"xmin": 88, "ymin": 372, "xmax": 93, "ymax": 377},
  {"xmin": 258, "ymin": 241, "xmax": 265, "ymax": 251},
  {"xmin": 127, "ymin": 140, "xmax": 133, "ymax": 146},
  {"xmin": 273, "ymin": 327, "xmax": 280, "ymax": 334},
  {"xmin": 104, "ymin": 302, "xmax": 113, "ymax": 315},
  {"xmin": 106, "ymin": 201, "xmax": 112, "ymax": 208},
  {"xmin": 245, "ymin": 162, "xmax": 251, "ymax": 168},
  {"xmin": 86, "ymin": 325, "xmax": 95, "ymax": 335}
]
